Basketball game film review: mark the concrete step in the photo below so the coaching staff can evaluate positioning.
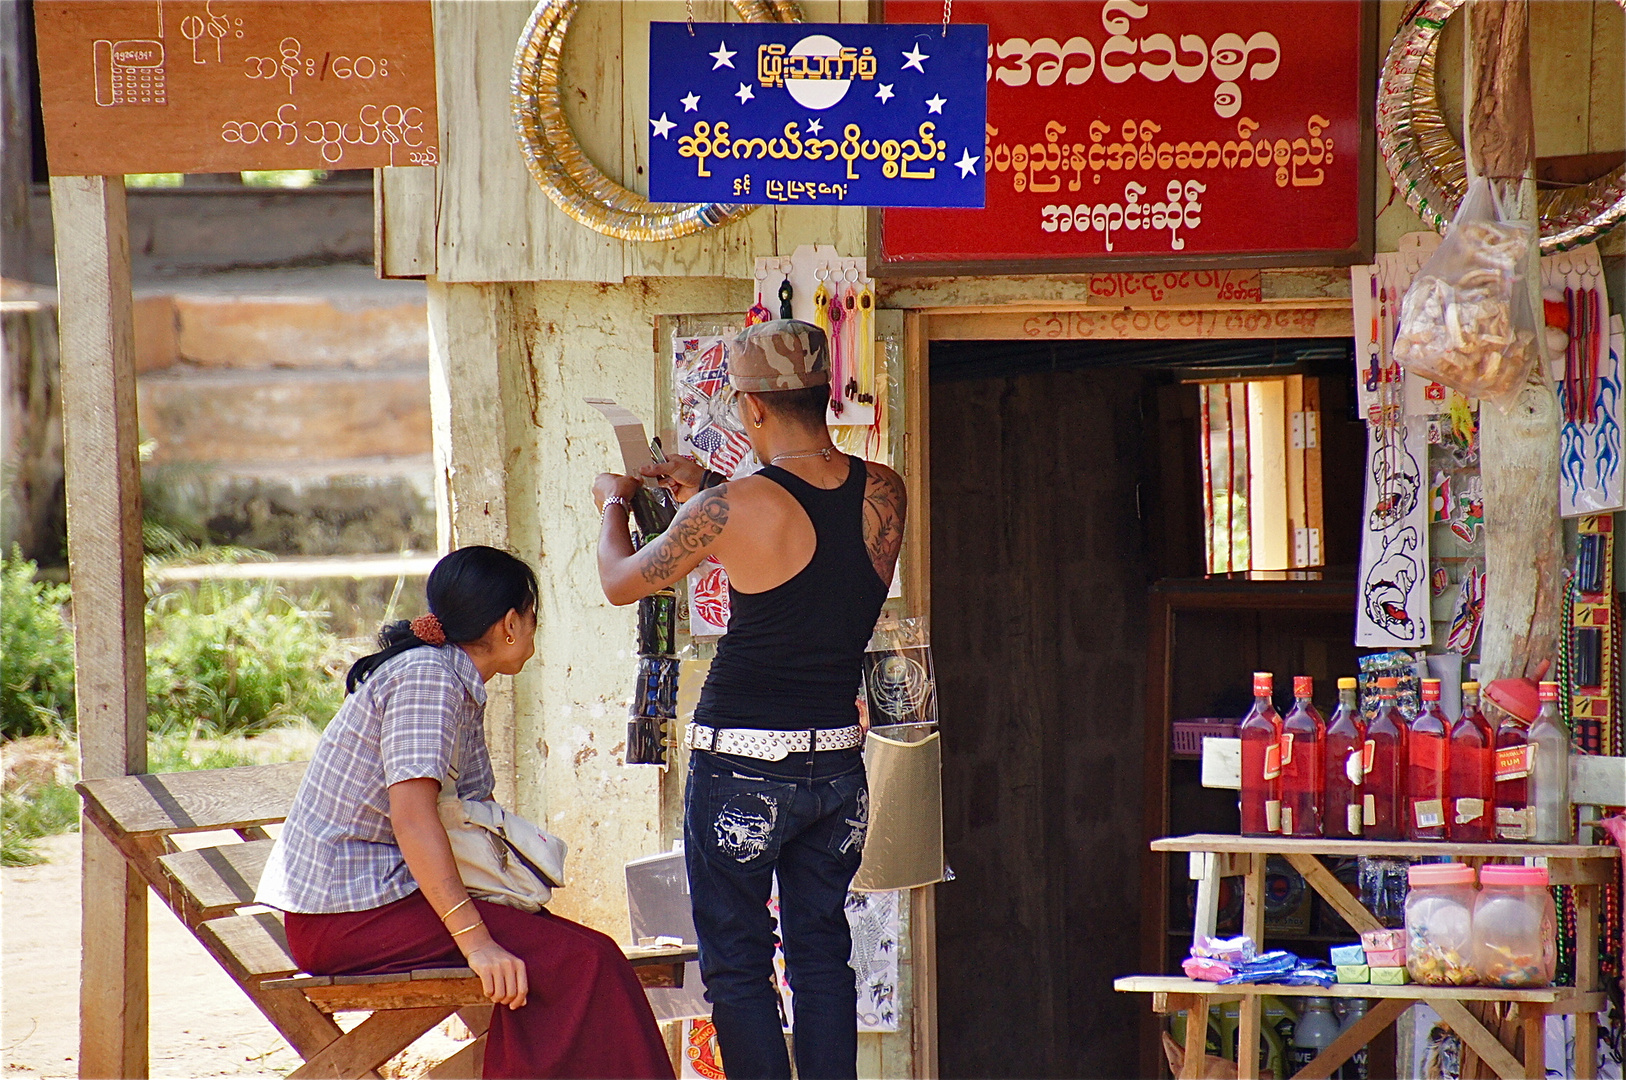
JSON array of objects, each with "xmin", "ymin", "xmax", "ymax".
[
  {"xmin": 133, "ymin": 267, "xmax": 428, "ymax": 373},
  {"xmin": 144, "ymin": 454, "xmax": 436, "ymax": 558},
  {"xmin": 137, "ymin": 365, "xmax": 430, "ymax": 465}
]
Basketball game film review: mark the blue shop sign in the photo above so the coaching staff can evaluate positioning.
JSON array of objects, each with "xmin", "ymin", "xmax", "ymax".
[{"xmin": 647, "ymin": 22, "xmax": 987, "ymax": 208}]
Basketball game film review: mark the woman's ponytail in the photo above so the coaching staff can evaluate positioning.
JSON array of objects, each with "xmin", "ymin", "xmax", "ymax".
[{"xmin": 345, "ymin": 546, "xmax": 539, "ymax": 693}]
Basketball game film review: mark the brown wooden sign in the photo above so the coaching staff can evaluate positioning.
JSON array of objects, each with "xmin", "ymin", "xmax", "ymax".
[{"xmin": 35, "ymin": 0, "xmax": 437, "ymax": 175}]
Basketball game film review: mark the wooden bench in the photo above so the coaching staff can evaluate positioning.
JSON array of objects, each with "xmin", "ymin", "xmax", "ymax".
[{"xmin": 78, "ymin": 762, "xmax": 696, "ymax": 1079}]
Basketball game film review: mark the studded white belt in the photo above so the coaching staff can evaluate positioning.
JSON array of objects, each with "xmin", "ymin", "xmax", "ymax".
[{"xmin": 685, "ymin": 722, "xmax": 864, "ymax": 761}]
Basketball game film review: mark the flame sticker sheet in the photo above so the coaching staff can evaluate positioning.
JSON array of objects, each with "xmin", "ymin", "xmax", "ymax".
[{"xmin": 1544, "ymin": 245, "xmax": 1620, "ymax": 517}]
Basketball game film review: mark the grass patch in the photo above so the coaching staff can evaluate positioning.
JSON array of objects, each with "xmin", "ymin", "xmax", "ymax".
[{"xmin": 0, "ymin": 782, "xmax": 79, "ymax": 866}]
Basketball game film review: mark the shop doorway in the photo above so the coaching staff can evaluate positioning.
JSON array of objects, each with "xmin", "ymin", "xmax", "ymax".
[{"xmin": 928, "ymin": 337, "xmax": 1364, "ymax": 1079}]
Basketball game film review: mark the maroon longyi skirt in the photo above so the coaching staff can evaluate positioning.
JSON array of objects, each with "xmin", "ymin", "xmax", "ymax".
[{"xmin": 285, "ymin": 892, "xmax": 675, "ymax": 1080}]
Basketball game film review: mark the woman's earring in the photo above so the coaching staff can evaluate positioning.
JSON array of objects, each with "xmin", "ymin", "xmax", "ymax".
[
  {"xmin": 752, "ymin": 415, "xmax": 763, "ymax": 428},
  {"xmin": 505, "ymin": 634, "xmax": 515, "ymax": 645}
]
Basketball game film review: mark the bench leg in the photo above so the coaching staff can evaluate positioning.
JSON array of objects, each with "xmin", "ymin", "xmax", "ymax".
[{"xmin": 287, "ymin": 1006, "xmax": 456, "ymax": 1080}]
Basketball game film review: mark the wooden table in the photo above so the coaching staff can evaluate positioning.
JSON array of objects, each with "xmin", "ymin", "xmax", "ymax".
[{"xmin": 1117, "ymin": 834, "xmax": 1619, "ymax": 1080}]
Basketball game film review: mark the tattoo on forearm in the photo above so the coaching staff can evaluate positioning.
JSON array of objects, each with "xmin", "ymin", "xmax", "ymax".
[
  {"xmin": 862, "ymin": 467, "xmax": 908, "ymax": 584},
  {"xmin": 639, "ymin": 487, "xmax": 730, "ymax": 584}
]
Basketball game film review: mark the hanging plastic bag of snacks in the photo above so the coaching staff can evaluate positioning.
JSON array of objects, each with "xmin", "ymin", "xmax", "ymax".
[{"xmin": 1393, "ymin": 177, "xmax": 1544, "ymax": 412}]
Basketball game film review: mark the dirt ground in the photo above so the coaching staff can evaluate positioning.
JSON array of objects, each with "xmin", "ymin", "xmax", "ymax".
[{"xmin": 1, "ymin": 832, "xmax": 466, "ymax": 1079}]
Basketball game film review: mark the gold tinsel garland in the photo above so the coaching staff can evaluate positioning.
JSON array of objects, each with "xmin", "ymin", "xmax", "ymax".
[
  {"xmin": 1377, "ymin": 0, "xmax": 1626, "ymax": 254},
  {"xmin": 512, "ymin": 0, "xmax": 802, "ymax": 243}
]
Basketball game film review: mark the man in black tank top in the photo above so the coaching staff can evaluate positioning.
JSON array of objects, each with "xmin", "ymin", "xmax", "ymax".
[{"xmin": 593, "ymin": 321, "xmax": 906, "ymax": 1080}]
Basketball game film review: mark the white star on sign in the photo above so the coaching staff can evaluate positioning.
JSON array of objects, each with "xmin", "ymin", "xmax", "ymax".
[
  {"xmin": 735, "ymin": 82, "xmax": 754, "ymax": 104},
  {"xmin": 955, "ymin": 148, "xmax": 980, "ymax": 178},
  {"xmin": 875, "ymin": 83, "xmax": 894, "ymax": 103},
  {"xmin": 709, "ymin": 40, "xmax": 736, "ymax": 69},
  {"xmin": 807, "ymin": 118, "xmax": 823, "ymax": 134},
  {"xmin": 925, "ymin": 94, "xmax": 946, "ymax": 114},
  {"xmin": 681, "ymin": 91, "xmax": 700, "ymax": 112},
  {"xmin": 901, "ymin": 43, "xmax": 928, "ymax": 72},
  {"xmin": 650, "ymin": 112, "xmax": 676, "ymax": 139}
]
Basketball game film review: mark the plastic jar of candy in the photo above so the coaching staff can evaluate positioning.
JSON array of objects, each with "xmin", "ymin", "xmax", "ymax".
[
  {"xmin": 1472, "ymin": 865, "xmax": 1556, "ymax": 987},
  {"xmin": 1405, "ymin": 863, "xmax": 1479, "ymax": 985}
]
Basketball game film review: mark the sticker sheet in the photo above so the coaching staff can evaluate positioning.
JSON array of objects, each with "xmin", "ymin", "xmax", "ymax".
[
  {"xmin": 1545, "ymin": 245, "xmax": 1620, "ymax": 516},
  {"xmin": 767, "ymin": 887, "xmax": 902, "ymax": 1035}
]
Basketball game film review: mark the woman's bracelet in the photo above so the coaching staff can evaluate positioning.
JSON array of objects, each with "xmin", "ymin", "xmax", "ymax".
[
  {"xmin": 450, "ymin": 919, "xmax": 486, "ymax": 938},
  {"xmin": 701, "ymin": 469, "xmax": 726, "ymax": 490},
  {"xmin": 439, "ymin": 897, "xmax": 473, "ymax": 923}
]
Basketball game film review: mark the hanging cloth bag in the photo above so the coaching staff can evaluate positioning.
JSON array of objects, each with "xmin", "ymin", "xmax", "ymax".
[{"xmin": 437, "ymin": 728, "xmax": 568, "ymax": 912}]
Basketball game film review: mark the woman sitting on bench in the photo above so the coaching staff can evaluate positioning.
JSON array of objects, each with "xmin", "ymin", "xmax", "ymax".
[{"xmin": 256, "ymin": 545, "xmax": 674, "ymax": 1079}]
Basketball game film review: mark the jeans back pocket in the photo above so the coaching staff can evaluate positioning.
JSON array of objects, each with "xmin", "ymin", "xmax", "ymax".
[{"xmin": 693, "ymin": 764, "xmax": 797, "ymax": 869}]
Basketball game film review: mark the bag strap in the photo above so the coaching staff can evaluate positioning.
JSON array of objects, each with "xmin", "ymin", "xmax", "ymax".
[{"xmin": 440, "ymin": 719, "xmax": 463, "ymax": 801}]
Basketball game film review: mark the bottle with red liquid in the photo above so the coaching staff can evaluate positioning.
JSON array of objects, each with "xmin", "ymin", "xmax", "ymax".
[
  {"xmin": 1494, "ymin": 699, "xmax": 1533, "ymax": 841},
  {"xmin": 1279, "ymin": 675, "xmax": 1325, "ymax": 837},
  {"xmin": 1323, "ymin": 677, "xmax": 1365, "ymax": 838},
  {"xmin": 1405, "ymin": 678, "xmax": 1451, "ymax": 840},
  {"xmin": 1239, "ymin": 671, "xmax": 1282, "ymax": 836},
  {"xmin": 1448, "ymin": 681, "xmax": 1495, "ymax": 842},
  {"xmin": 1364, "ymin": 677, "xmax": 1408, "ymax": 841}
]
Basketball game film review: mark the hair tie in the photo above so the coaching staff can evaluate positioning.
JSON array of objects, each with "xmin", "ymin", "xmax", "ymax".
[{"xmin": 411, "ymin": 613, "xmax": 446, "ymax": 645}]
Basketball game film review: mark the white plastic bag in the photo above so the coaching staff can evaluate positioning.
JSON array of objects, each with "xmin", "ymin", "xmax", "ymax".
[{"xmin": 1394, "ymin": 178, "xmax": 1542, "ymax": 411}]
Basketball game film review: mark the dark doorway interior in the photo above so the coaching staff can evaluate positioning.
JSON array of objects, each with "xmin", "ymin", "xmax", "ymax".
[{"xmin": 929, "ymin": 338, "xmax": 1360, "ymax": 1079}]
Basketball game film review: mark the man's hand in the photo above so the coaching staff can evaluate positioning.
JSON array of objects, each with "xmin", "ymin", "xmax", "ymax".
[
  {"xmin": 640, "ymin": 456, "xmax": 707, "ymax": 502},
  {"xmin": 466, "ymin": 941, "xmax": 529, "ymax": 1010},
  {"xmin": 593, "ymin": 472, "xmax": 641, "ymax": 511}
]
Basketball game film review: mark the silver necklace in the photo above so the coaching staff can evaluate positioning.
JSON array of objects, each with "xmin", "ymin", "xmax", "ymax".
[{"xmin": 770, "ymin": 446, "xmax": 834, "ymax": 464}]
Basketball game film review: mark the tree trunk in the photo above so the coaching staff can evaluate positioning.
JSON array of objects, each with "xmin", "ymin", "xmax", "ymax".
[{"xmin": 1467, "ymin": 0, "xmax": 1561, "ymax": 682}]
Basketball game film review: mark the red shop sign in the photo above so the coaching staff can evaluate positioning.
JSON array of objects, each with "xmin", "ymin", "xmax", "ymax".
[{"xmin": 875, "ymin": 1, "xmax": 1375, "ymax": 274}]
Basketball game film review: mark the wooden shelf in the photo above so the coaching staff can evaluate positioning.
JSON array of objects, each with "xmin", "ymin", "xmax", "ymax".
[
  {"xmin": 1150, "ymin": 832, "xmax": 1619, "ymax": 861},
  {"xmin": 1114, "ymin": 976, "xmax": 1606, "ymax": 1012}
]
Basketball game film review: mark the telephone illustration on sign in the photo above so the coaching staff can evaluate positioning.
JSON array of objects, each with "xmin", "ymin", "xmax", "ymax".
[{"xmin": 94, "ymin": 39, "xmax": 166, "ymax": 106}]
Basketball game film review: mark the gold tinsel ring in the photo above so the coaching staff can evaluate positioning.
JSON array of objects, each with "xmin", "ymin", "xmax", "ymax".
[
  {"xmin": 512, "ymin": 1, "xmax": 801, "ymax": 243},
  {"xmin": 1377, "ymin": 0, "xmax": 1626, "ymax": 254}
]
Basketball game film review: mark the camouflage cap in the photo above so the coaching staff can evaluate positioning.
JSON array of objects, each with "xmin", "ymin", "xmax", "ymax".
[{"xmin": 726, "ymin": 319, "xmax": 830, "ymax": 393}]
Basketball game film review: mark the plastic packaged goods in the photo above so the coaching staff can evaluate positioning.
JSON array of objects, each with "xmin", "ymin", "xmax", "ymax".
[
  {"xmin": 1239, "ymin": 672, "xmax": 1283, "ymax": 836},
  {"xmin": 1324, "ymin": 678, "xmax": 1366, "ymax": 838},
  {"xmin": 1358, "ymin": 859, "xmax": 1410, "ymax": 927},
  {"xmin": 1406, "ymin": 679, "xmax": 1451, "ymax": 840},
  {"xmin": 1280, "ymin": 675, "xmax": 1326, "ymax": 837},
  {"xmin": 1404, "ymin": 863, "xmax": 1479, "ymax": 985},
  {"xmin": 1448, "ymin": 681, "xmax": 1496, "ymax": 842},
  {"xmin": 1494, "ymin": 705, "xmax": 1533, "ymax": 841},
  {"xmin": 1392, "ymin": 177, "xmax": 1542, "ymax": 412},
  {"xmin": 1364, "ymin": 678, "xmax": 1408, "ymax": 841},
  {"xmin": 1472, "ymin": 864, "xmax": 1557, "ymax": 987},
  {"xmin": 1526, "ymin": 682, "xmax": 1573, "ymax": 844},
  {"xmin": 1289, "ymin": 997, "xmax": 1342, "ymax": 1076}
]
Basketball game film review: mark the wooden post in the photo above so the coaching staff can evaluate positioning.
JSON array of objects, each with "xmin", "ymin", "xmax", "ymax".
[
  {"xmin": 49, "ymin": 175, "xmax": 149, "ymax": 1079},
  {"xmin": 1467, "ymin": 0, "xmax": 1562, "ymax": 683}
]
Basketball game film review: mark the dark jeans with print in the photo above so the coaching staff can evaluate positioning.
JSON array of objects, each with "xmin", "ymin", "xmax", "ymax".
[{"xmin": 684, "ymin": 746, "xmax": 868, "ymax": 1080}]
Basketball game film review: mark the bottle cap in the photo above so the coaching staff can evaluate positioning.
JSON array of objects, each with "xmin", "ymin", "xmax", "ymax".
[
  {"xmin": 1480, "ymin": 865, "xmax": 1549, "ymax": 887},
  {"xmin": 1408, "ymin": 863, "xmax": 1476, "ymax": 887},
  {"xmin": 1337, "ymin": 677, "xmax": 1357, "ymax": 690},
  {"xmin": 1461, "ymin": 681, "xmax": 1479, "ymax": 693},
  {"xmin": 1421, "ymin": 679, "xmax": 1440, "ymax": 701},
  {"xmin": 1293, "ymin": 675, "xmax": 1313, "ymax": 698},
  {"xmin": 1252, "ymin": 672, "xmax": 1273, "ymax": 695},
  {"xmin": 1376, "ymin": 676, "xmax": 1398, "ymax": 697},
  {"xmin": 1538, "ymin": 681, "xmax": 1560, "ymax": 701}
]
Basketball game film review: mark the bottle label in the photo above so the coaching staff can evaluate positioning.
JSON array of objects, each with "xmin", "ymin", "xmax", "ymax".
[
  {"xmin": 1280, "ymin": 805, "xmax": 1293, "ymax": 835},
  {"xmin": 1263, "ymin": 741, "xmax": 1283, "ymax": 780},
  {"xmin": 1280, "ymin": 733, "xmax": 1294, "ymax": 768},
  {"xmin": 1362, "ymin": 793, "xmax": 1376, "ymax": 826},
  {"xmin": 1345, "ymin": 749, "xmax": 1364, "ymax": 785},
  {"xmin": 1495, "ymin": 745, "xmax": 1533, "ymax": 781},
  {"xmin": 1362, "ymin": 739, "xmax": 1375, "ymax": 774},
  {"xmin": 1496, "ymin": 806, "xmax": 1531, "ymax": 840},
  {"xmin": 1347, "ymin": 803, "xmax": 1363, "ymax": 835},
  {"xmin": 1265, "ymin": 799, "xmax": 1281, "ymax": 832},
  {"xmin": 1413, "ymin": 799, "xmax": 1444, "ymax": 830},
  {"xmin": 1454, "ymin": 797, "xmax": 1485, "ymax": 825}
]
